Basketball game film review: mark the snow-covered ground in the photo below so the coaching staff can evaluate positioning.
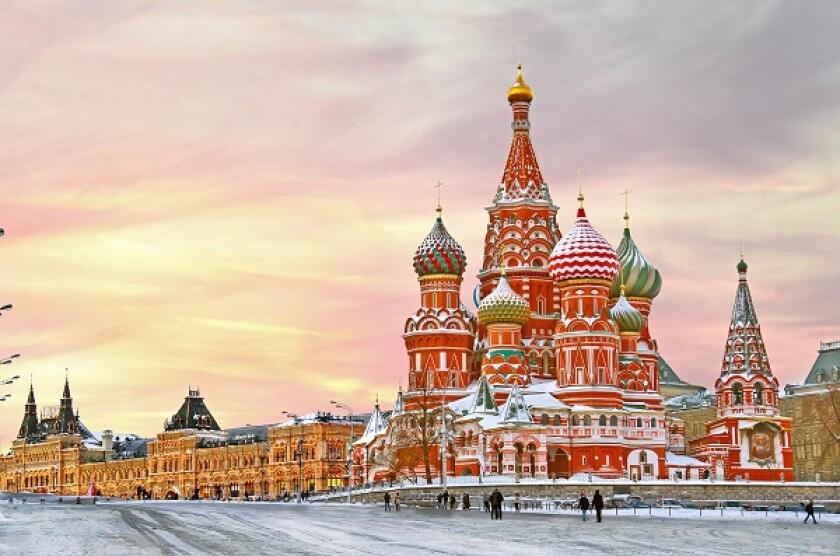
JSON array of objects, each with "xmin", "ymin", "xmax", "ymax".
[{"xmin": 0, "ymin": 500, "xmax": 837, "ymax": 555}]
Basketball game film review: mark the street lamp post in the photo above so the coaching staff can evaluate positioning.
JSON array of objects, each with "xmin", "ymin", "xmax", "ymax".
[
  {"xmin": 330, "ymin": 400, "xmax": 355, "ymax": 502},
  {"xmin": 295, "ymin": 436, "xmax": 304, "ymax": 502}
]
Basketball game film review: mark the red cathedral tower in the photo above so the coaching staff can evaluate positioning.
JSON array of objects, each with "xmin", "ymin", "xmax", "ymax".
[{"xmin": 691, "ymin": 258, "xmax": 793, "ymax": 481}]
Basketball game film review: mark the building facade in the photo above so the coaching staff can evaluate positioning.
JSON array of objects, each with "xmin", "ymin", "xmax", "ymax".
[
  {"xmin": 353, "ymin": 65, "xmax": 708, "ymax": 485},
  {"xmin": 1, "ymin": 385, "xmax": 360, "ymax": 498}
]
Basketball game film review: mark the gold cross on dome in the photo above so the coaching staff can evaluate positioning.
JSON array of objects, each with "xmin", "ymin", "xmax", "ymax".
[
  {"xmin": 435, "ymin": 181, "xmax": 443, "ymax": 215},
  {"xmin": 621, "ymin": 188, "xmax": 632, "ymax": 227}
]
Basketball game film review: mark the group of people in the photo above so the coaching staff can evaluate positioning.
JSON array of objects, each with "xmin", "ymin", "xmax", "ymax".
[
  {"xmin": 382, "ymin": 491, "xmax": 401, "ymax": 511},
  {"xmin": 577, "ymin": 490, "xmax": 604, "ymax": 523}
]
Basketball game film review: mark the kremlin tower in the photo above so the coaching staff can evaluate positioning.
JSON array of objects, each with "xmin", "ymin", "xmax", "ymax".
[{"xmin": 691, "ymin": 259, "xmax": 793, "ymax": 481}]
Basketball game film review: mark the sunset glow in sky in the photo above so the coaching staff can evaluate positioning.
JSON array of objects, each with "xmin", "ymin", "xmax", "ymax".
[{"xmin": 2, "ymin": 2, "xmax": 839, "ymax": 450}]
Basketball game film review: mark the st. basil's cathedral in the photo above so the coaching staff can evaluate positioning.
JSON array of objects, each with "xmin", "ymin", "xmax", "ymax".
[{"xmin": 351, "ymin": 65, "xmax": 794, "ymax": 484}]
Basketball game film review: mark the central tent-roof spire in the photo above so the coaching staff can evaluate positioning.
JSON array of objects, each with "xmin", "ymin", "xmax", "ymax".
[{"xmin": 494, "ymin": 62, "xmax": 549, "ymax": 204}]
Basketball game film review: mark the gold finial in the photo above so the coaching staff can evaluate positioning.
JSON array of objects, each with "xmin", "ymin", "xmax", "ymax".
[
  {"xmin": 576, "ymin": 169, "xmax": 585, "ymax": 207},
  {"xmin": 499, "ymin": 261, "xmax": 507, "ymax": 277},
  {"xmin": 507, "ymin": 60, "xmax": 534, "ymax": 103},
  {"xmin": 621, "ymin": 188, "xmax": 631, "ymax": 228},
  {"xmin": 620, "ymin": 269, "xmax": 626, "ymax": 296},
  {"xmin": 435, "ymin": 181, "xmax": 443, "ymax": 217}
]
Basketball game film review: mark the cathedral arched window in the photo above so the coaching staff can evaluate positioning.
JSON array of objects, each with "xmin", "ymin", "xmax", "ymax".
[
  {"xmin": 553, "ymin": 414, "xmax": 561, "ymax": 426},
  {"xmin": 639, "ymin": 451, "xmax": 648, "ymax": 464},
  {"xmin": 610, "ymin": 416, "xmax": 618, "ymax": 427},
  {"xmin": 583, "ymin": 415, "xmax": 592, "ymax": 427},
  {"xmin": 572, "ymin": 415, "xmax": 579, "ymax": 426},
  {"xmin": 651, "ymin": 418, "xmax": 657, "ymax": 428},
  {"xmin": 599, "ymin": 415, "xmax": 606, "ymax": 427},
  {"xmin": 753, "ymin": 382, "xmax": 764, "ymax": 405},
  {"xmin": 732, "ymin": 382, "xmax": 744, "ymax": 404},
  {"xmin": 541, "ymin": 414, "xmax": 548, "ymax": 426}
]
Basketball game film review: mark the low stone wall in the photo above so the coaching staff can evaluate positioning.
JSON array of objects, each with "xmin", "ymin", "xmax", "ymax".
[{"xmin": 338, "ymin": 481, "xmax": 840, "ymax": 508}]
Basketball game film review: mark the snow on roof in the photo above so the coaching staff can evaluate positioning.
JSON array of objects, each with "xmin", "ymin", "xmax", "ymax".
[
  {"xmin": 355, "ymin": 403, "xmax": 388, "ymax": 445},
  {"xmin": 523, "ymin": 391, "xmax": 568, "ymax": 410},
  {"xmin": 499, "ymin": 385, "xmax": 533, "ymax": 425},
  {"xmin": 666, "ymin": 452, "xmax": 710, "ymax": 467}
]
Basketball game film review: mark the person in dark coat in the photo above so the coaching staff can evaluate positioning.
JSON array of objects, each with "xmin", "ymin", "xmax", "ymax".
[
  {"xmin": 437, "ymin": 492, "xmax": 443, "ymax": 509},
  {"xmin": 592, "ymin": 490, "xmax": 604, "ymax": 522},
  {"xmin": 462, "ymin": 492, "xmax": 470, "ymax": 511},
  {"xmin": 442, "ymin": 489, "xmax": 450, "ymax": 509},
  {"xmin": 578, "ymin": 492, "xmax": 590, "ymax": 521},
  {"xmin": 491, "ymin": 488, "xmax": 504, "ymax": 520},
  {"xmin": 803, "ymin": 499, "xmax": 817, "ymax": 524},
  {"xmin": 384, "ymin": 491, "xmax": 391, "ymax": 511},
  {"xmin": 483, "ymin": 493, "xmax": 490, "ymax": 512},
  {"xmin": 394, "ymin": 492, "xmax": 401, "ymax": 512}
]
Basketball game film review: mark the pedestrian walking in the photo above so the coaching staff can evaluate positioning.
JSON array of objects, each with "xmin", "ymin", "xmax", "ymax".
[
  {"xmin": 803, "ymin": 499, "xmax": 817, "ymax": 524},
  {"xmin": 593, "ymin": 490, "xmax": 604, "ymax": 523},
  {"xmin": 483, "ymin": 493, "xmax": 490, "ymax": 512},
  {"xmin": 578, "ymin": 492, "xmax": 590, "ymax": 521},
  {"xmin": 442, "ymin": 489, "xmax": 450, "ymax": 510},
  {"xmin": 450, "ymin": 492, "xmax": 456, "ymax": 510},
  {"xmin": 395, "ymin": 492, "xmax": 401, "ymax": 512},
  {"xmin": 514, "ymin": 492, "xmax": 521, "ymax": 512},
  {"xmin": 462, "ymin": 492, "xmax": 470, "ymax": 511},
  {"xmin": 437, "ymin": 492, "xmax": 443, "ymax": 509},
  {"xmin": 384, "ymin": 491, "xmax": 391, "ymax": 512}
]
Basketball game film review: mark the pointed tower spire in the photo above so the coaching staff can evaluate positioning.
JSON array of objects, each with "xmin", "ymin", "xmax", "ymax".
[
  {"xmin": 468, "ymin": 375, "xmax": 499, "ymax": 415},
  {"xmin": 56, "ymin": 370, "xmax": 76, "ymax": 434},
  {"xmin": 720, "ymin": 257, "xmax": 772, "ymax": 377},
  {"xmin": 495, "ymin": 63, "xmax": 549, "ymax": 203},
  {"xmin": 499, "ymin": 385, "xmax": 533, "ymax": 425},
  {"xmin": 18, "ymin": 379, "xmax": 40, "ymax": 440}
]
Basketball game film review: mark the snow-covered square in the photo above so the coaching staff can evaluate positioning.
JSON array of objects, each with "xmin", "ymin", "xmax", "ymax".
[{"xmin": 1, "ymin": 500, "xmax": 837, "ymax": 555}]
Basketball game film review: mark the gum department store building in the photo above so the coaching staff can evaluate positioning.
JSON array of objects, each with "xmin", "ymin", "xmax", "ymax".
[{"xmin": 7, "ymin": 65, "xmax": 836, "ymax": 499}]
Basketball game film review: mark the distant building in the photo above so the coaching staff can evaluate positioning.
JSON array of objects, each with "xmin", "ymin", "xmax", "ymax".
[
  {"xmin": 782, "ymin": 341, "xmax": 840, "ymax": 481},
  {"xmin": 1, "ymin": 385, "xmax": 361, "ymax": 498},
  {"xmin": 659, "ymin": 355, "xmax": 706, "ymax": 400}
]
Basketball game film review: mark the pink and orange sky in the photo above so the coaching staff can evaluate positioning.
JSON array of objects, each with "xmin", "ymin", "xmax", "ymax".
[{"xmin": 1, "ymin": 2, "xmax": 839, "ymax": 450}]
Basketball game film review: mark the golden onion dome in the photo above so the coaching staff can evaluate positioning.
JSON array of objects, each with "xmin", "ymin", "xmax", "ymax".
[
  {"xmin": 478, "ymin": 271, "xmax": 531, "ymax": 326},
  {"xmin": 507, "ymin": 64, "xmax": 534, "ymax": 104}
]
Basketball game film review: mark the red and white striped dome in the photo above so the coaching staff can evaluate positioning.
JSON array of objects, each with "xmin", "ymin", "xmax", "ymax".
[{"xmin": 549, "ymin": 205, "xmax": 620, "ymax": 282}]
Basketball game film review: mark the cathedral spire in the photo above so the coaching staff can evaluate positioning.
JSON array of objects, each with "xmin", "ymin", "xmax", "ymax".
[
  {"xmin": 720, "ymin": 258, "xmax": 772, "ymax": 378},
  {"xmin": 495, "ymin": 63, "xmax": 550, "ymax": 204}
]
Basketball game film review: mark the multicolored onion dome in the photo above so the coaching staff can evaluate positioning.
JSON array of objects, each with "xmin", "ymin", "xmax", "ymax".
[
  {"xmin": 610, "ymin": 289, "xmax": 644, "ymax": 334},
  {"xmin": 549, "ymin": 204, "xmax": 620, "ymax": 282},
  {"xmin": 478, "ymin": 272, "xmax": 531, "ymax": 325},
  {"xmin": 413, "ymin": 214, "xmax": 467, "ymax": 277},
  {"xmin": 507, "ymin": 63, "xmax": 534, "ymax": 104},
  {"xmin": 609, "ymin": 227, "xmax": 662, "ymax": 299}
]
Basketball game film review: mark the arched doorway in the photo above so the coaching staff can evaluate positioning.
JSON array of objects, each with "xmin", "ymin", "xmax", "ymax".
[
  {"xmin": 164, "ymin": 488, "xmax": 180, "ymax": 500},
  {"xmin": 548, "ymin": 447, "xmax": 569, "ymax": 478}
]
